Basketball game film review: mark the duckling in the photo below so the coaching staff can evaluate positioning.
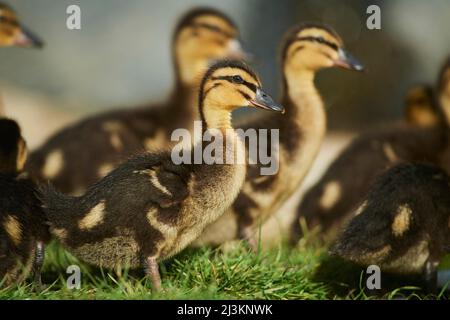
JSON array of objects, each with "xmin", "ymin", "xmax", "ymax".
[
  {"xmin": 404, "ymin": 85, "xmax": 441, "ymax": 127},
  {"xmin": 290, "ymin": 74, "xmax": 450, "ymax": 245},
  {"xmin": 39, "ymin": 60, "xmax": 284, "ymax": 291},
  {"xmin": 193, "ymin": 24, "xmax": 364, "ymax": 248},
  {"xmin": 0, "ymin": 2, "xmax": 43, "ymax": 48},
  {"xmin": 0, "ymin": 119, "xmax": 49, "ymax": 287},
  {"xmin": 330, "ymin": 163, "xmax": 450, "ymax": 290},
  {"xmin": 27, "ymin": 7, "xmax": 247, "ymax": 195}
]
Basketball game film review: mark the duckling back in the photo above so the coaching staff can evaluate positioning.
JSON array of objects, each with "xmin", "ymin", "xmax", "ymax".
[{"xmin": 331, "ymin": 163, "xmax": 450, "ymax": 274}]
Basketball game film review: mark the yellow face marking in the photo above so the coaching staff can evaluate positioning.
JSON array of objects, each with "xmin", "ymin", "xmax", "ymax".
[
  {"xmin": 98, "ymin": 163, "xmax": 114, "ymax": 178},
  {"xmin": 297, "ymin": 28, "xmax": 342, "ymax": 46},
  {"xmin": 78, "ymin": 201, "xmax": 106, "ymax": 230},
  {"xmin": 3, "ymin": 215, "xmax": 22, "ymax": 246},
  {"xmin": 42, "ymin": 149, "xmax": 64, "ymax": 179},
  {"xmin": 392, "ymin": 204, "xmax": 412, "ymax": 237},
  {"xmin": 192, "ymin": 15, "xmax": 236, "ymax": 38},
  {"xmin": 319, "ymin": 181, "xmax": 342, "ymax": 210},
  {"xmin": 102, "ymin": 121, "xmax": 124, "ymax": 133}
]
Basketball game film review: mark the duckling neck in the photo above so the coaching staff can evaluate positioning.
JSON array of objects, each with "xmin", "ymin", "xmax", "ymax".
[{"xmin": 282, "ymin": 68, "xmax": 326, "ymax": 170}]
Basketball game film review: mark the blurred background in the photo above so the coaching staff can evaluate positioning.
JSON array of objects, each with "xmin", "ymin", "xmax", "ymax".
[
  {"xmin": 1, "ymin": 0, "xmax": 450, "ymax": 245},
  {"xmin": 1, "ymin": 0, "xmax": 450, "ymax": 148}
]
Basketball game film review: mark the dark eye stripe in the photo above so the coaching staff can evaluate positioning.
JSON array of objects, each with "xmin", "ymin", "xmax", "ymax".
[
  {"xmin": 290, "ymin": 45, "xmax": 305, "ymax": 58},
  {"xmin": 237, "ymin": 89, "xmax": 251, "ymax": 100},
  {"xmin": 296, "ymin": 36, "xmax": 339, "ymax": 51},
  {"xmin": 211, "ymin": 76, "xmax": 257, "ymax": 93},
  {"xmin": 203, "ymin": 83, "xmax": 222, "ymax": 97},
  {"xmin": 0, "ymin": 16, "xmax": 19, "ymax": 27},
  {"xmin": 189, "ymin": 22, "xmax": 234, "ymax": 38}
]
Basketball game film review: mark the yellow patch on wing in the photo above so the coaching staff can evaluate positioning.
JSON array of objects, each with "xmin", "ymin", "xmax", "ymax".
[
  {"xmin": 110, "ymin": 133, "xmax": 123, "ymax": 151},
  {"xmin": 354, "ymin": 201, "xmax": 368, "ymax": 216},
  {"xmin": 52, "ymin": 227, "xmax": 68, "ymax": 240},
  {"xmin": 319, "ymin": 181, "xmax": 342, "ymax": 210},
  {"xmin": 78, "ymin": 201, "xmax": 106, "ymax": 230},
  {"xmin": 98, "ymin": 163, "xmax": 114, "ymax": 178},
  {"xmin": 146, "ymin": 208, "xmax": 178, "ymax": 240},
  {"xmin": 137, "ymin": 168, "xmax": 172, "ymax": 196},
  {"xmin": 382, "ymin": 143, "xmax": 398, "ymax": 163},
  {"xmin": 3, "ymin": 215, "xmax": 22, "ymax": 246},
  {"xmin": 392, "ymin": 204, "xmax": 412, "ymax": 237},
  {"xmin": 360, "ymin": 245, "xmax": 392, "ymax": 264},
  {"xmin": 42, "ymin": 149, "xmax": 64, "ymax": 179}
]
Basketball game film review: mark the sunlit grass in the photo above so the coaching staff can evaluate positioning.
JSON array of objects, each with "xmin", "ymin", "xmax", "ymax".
[{"xmin": 0, "ymin": 240, "xmax": 448, "ymax": 300}]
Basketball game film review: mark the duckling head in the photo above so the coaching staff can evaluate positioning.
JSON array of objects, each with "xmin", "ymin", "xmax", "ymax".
[
  {"xmin": 282, "ymin": 23, "xmax": 364, "ymax": 76},
  {"xmin": 0, "ymin": 118, "xmax": 27, "ymax": 173},
  {"xmin": 173, "ymin": 8, "xmax": 248, "ymax": 85},
  {"xmin": 199, "ymin": 60, "xmax": 284, "ymax": 128},
  {"xmin": 404, "ymin": 85, "xmax": 440, "ymax": 127},
  {"xmin": 437, "ymin": 56, "xmax": 450, "ymax": 125},
  {"xmin": 0, "ymin": 3, "xmax": 44, "ymax": 48}
]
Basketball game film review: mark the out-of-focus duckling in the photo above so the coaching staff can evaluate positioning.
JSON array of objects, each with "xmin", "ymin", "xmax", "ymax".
[
  {"xmin": 0, "ymin": 119, "xmax": 50, "ymax": 287},
  {"xmin": 39, "ymin": 60, "xmax": 284, "ymax": 291},
  {"xmin": 404, "ymin": 85, "xmax": 441, "ymax": 127},
  {"xmin": 290, "ymin": 80, "xmax": 449, "ymax": 245},
  {"xmin": 0, "ymin": 2, "xmax": 43, "ymax": 48},
  {"xmin": 331, "ymin": 163, "xmax": 450, "ymax": 290},
  {"xmin": 193, "ymin": 24, "xmax": 364, "ymax": 248},
  {"xmin": 27, "ymin": 7, "xmax": 247, "ymax": 195}
]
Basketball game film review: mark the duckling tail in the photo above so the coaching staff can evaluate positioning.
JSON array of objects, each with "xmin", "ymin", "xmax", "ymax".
[{"xmin": 37, "ymin": 183, "xmax": 77, "ymax": 226}]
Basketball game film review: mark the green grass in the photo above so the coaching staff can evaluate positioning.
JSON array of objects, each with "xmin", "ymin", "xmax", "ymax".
[{"xmin": 0, "ymin": 240, "xmax": 448, "ymax": 300}]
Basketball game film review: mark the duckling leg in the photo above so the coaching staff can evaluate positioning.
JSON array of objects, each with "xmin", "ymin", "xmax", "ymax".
[
  {"xmin": 238, "ymin": 225, "xmax": 258, "ymax": 251},
  {"xmin": 424, "ymin": 259, "xmax": 438, "ymax": 293},
  {"xmin": 33, "ymin": 241, "xmax": 45, "ymax": 288},
  {"xmin": 144, "ymin": 256, "xmax": 161, "ymax": 292}
]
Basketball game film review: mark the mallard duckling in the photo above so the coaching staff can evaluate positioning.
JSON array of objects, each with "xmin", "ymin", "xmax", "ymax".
[
  {"xmin": 0, "ymin": 119, "xmax": 49, "ymax": 287},
  {"xmin": 0, "ymin": 2, "xmax": 43, "ymax": 48},
  {"xmin": 27, "ymin": 7, "xmax": 247, "ymax": 195},
  {"xmin": 39, "ymin": 60, "xmax": 284, "ymax": 291},
  {"xmin": 330, "ymin": 163, "xmax": 450, "ymax": 290},
  {"xmin": 290, "ymin": 73, "xmax": 450, "ymax": 245},
  {"xmin": 193, "ymin": 24, "xmax": 364, "ymax": 248},
  {"xmin": 404, "ymin": 85, "xmax": 441, "ymax": 127}
]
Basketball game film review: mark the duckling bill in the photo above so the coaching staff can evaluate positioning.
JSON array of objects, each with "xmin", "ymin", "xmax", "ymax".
[
  {"xmin": 0, "ymin": 119, "xmax": 49, "ymax": 287},
  {"xmin": 0, "ymin": 3, "xmax": 44, "ymax": 48},
  {"xmin": 331, "ymin": 163, "xmax": 450, "ymax": 290},
  {"xmin": 39, "ymin": 60, "xmax": 284, "ymax": 291}
]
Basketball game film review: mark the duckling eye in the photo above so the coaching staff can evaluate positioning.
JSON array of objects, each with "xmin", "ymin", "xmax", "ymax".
[
  {"xmin": 316, "ymin": 37, "xmax": 325, "ymax": 44},
  {"xmin": 232, "ymin": 75, "xmax": 244, "ymax": 84}
]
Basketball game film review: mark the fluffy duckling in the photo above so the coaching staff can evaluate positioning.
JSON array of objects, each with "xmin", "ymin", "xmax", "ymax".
[
  {"xmin": 404, "ymin": 85, "xmax": 441, "ymax": 127},
  {"xmin": 27, "ymin": 7, "xmax": 247, "ymax": 195},
  {"xmin": 193, "ymin": 24, "xmax": 364, "ymax": 248},
  {"xmin": 331, "ymin": 163, "xmax": 450, "ymax": 289},
  {"xmin": 0, "ymin": 2, "xmax": 43, "ymax": 48},
  {"xmin": 0, "ymin": 119, "xmax": 49, "ymax": 287},
  {"xmin": 290, "ymin": 79, "xmax": 449, "ymax": 245},
  {"xmin": 39, "ymin": 60, "xmax": 284, "ymax": 291}
]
